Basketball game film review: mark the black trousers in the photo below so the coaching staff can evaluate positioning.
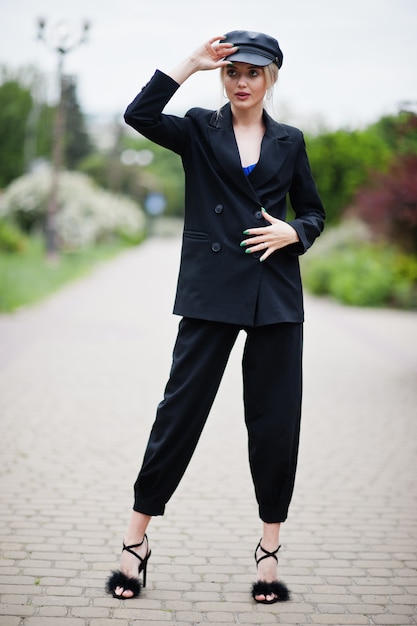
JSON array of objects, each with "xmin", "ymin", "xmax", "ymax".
[{"xmin": 133, "ymin": 317, "xmax": 303, "ymax": 523}]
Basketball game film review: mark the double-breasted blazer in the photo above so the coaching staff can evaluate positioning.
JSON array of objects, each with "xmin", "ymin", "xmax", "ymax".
[{"xmin": 125, "ymin": 70, "xmax": 325, "ymax": 326}]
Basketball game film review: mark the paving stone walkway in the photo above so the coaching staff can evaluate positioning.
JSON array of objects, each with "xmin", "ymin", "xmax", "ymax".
[{"xmin": 0, "ymin": 237, "xmax": 416, "ymax": 626}]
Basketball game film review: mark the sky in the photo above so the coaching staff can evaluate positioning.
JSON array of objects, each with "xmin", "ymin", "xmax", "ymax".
[{"xmin": 1, "ymin": 0, "xmax": 417, "ymax": 132}]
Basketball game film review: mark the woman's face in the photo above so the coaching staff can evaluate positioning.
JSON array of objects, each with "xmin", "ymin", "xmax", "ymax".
[{"xmin": 223, "ymin": 62, "xmax": 267, "ymax": 110}]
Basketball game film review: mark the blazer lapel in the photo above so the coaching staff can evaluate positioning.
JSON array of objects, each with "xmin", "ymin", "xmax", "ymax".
[
  {"xmin": 208, "ymin": 104, "xmax": 292, "ymax": 204},
  {"xmin": 250, "ymin": 112, "xmax": 292, "ymax": 189},
  {"xmin": 208, "ymin": 105, "xmax": 254, "ymax": 195}
]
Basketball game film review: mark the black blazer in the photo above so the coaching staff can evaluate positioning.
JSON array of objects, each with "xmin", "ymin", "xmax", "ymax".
[{"xmin": 125, "ymin": 70, "xmax": 325, "ymax": 326}]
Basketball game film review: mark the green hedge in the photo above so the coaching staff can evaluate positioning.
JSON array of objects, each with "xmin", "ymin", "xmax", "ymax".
[
  {"xmin": 0, "ymin": 219, "xmax": 27, "ymax": 253},
  {"xmin": 302, "ymin": 243, "xmax": 417, "ymax": 309}
]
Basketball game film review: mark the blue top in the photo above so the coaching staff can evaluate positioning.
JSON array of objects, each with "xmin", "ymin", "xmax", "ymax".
[{"xmin": 242, "ymin": 163, "xmax": 257, "ymax": 176}]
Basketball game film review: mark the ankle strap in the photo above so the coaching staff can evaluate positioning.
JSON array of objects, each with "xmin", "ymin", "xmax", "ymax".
[
  {"xmin": 122, "ymin": 534, "xmax": 148, "ymax": 562},
  {"xmin": 254, "ymin": 540, "xmax": 281, "ymax": 566}
]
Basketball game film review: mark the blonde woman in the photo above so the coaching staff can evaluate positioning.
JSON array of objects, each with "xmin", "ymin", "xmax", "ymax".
[{"xmin": 106, "ymin": 30, "xmax": 325, "ymax": 604}]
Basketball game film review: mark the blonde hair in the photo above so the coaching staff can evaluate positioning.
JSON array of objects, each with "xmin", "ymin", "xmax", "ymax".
[{"xmin": 264, "ymin": 63, "xmax": 279, "ymax": 99}]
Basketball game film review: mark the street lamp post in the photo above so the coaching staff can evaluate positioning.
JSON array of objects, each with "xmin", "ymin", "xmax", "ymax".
[{"xmin": 37, "ymin": 18, "xmax": 90, "ymax": 259}]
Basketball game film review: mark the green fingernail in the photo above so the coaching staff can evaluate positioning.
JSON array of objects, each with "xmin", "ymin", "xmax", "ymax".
[
  {"xmin": 240, "ymin": 241, "xmax": 246, "ymax": 247},
  {"xmin": 245, "ymin": 248, "xmax": 252, "ymax": 254},
  {"xmin": 243, "ymin": 230, "xmax": 249, "ymax": 235},
  {"xmin": 261, "ymin": 207, "xmax": 266, "ymax": 212}
]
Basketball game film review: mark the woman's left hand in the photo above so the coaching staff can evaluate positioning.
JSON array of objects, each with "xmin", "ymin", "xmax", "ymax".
[{"xmin": 240, "ymin": 209, "xmax": 300, "ymax": 262}]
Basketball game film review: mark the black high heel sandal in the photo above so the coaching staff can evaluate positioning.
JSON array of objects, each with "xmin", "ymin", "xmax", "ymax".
[
  {"xmin": 105, "ymin": 534, "xmax": 151, "ymax": 599},
  {"xmin": 251, "ymin": 540, "xmax": 290, "ymax": 604}
]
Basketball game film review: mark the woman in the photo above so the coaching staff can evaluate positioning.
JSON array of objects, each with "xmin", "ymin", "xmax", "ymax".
[{"xmin": 106, "ymin": 30, "xmax": 325, "ymax": 604}]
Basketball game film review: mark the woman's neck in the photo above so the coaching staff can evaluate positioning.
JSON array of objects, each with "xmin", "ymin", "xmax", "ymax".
[
  {"xmin": 230, "ymin": 103, "xmax": 265, "ymax": 128},
  {"xmin": 231, "ymin": 106, "xmax": 265, "ymax": 168}
]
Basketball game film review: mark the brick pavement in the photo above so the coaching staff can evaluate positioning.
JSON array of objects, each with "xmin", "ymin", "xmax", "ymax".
[{"xmin": 0, "ymin": 237, "xmax": 416, "ymax": 626}]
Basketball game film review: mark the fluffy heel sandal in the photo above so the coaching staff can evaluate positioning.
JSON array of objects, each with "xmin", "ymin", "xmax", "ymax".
[
  {"xmin": 106, "ymin": 534, "xmax": 151, "ymax": 599},
  {"xmin": 251, "ymin": 540, "xmax": 290, "ymax": 604}
]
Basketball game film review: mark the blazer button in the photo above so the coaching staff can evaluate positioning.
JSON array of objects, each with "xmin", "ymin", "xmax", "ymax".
[
  {"xmin": 211, "ymin": 242, "xmax": 221, "ymax": 252},
  {"xmin": 214, "ymin": 204, "xmax": 224, "ymax": 214},
  {"xmin": 254, "ymin": 210, "xmax": 263, "ymax": 220}
]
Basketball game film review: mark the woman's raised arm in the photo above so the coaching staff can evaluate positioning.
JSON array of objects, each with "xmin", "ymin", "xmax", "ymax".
[{"xmin": 166, "ymin": 35, "xmax": 237, "ymax": 84}]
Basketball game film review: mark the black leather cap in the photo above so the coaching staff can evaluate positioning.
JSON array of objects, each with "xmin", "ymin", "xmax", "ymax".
[{"xmin": 223, "ymin": 30, "xmax": 283, "ymax": 68}]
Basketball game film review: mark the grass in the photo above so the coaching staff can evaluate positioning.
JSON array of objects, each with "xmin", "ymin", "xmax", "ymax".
[{"xmin": 0, "ymin": 236, "xmax": 135, "ymax": 313}]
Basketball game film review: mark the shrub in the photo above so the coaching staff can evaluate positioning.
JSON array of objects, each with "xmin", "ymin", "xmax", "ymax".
[
  {"xmin": 305, "ymin": 128, "xmax": 391, "ymax": 225},
  {"xmin": 351, "ymin": 154, "xmax": 417, "ymax": 253},
  {"xmin": 0, "ymin": 168, "xmax": 146, "ymax": 249},
  {"xmin": 0, "ymin": 219, "xmax": 27, "ymax": 253},
  {"xmin": 302, "ymin": 221, "xmax": 417, "ymax": 309}
]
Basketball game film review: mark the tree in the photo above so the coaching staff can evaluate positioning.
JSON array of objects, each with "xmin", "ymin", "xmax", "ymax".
[
  {"xmin": 62, "ymin": 77, "xmax": 93, "ymax": 169},
  {"xmin": 0, "ymin": 66, "xmax": 56, "ymax": 186},
  {"xmin": 352, "ymin": 154, "xmax": 417, "ymax": 253},
  {"xmin": 305, "ymin": 128, "xmax": 391, "ymax": 224},
  {"xmin": 346, "ymin": 113, "xmax": 417, "ymax": 253},
  {"xmin": 0, "ymin": 66, "xmax": 93, "ymax": 190},
  {"xmin": 0, "ymin": 80, "xmax": 32, "ymax": 187},
  {"xmin": 370, "ymin": 111, "xmax": 417, "ymax": 156}
]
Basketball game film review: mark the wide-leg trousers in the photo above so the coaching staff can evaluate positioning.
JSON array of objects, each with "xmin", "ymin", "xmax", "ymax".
[{"xmin": 133, "ymin": 317, "xmax": 303, "ymax": 523}]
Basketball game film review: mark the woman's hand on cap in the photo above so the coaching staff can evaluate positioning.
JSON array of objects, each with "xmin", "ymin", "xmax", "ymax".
[{"xmin": 191, "ymin": 36, "xmax": 237, "ymax": 71}]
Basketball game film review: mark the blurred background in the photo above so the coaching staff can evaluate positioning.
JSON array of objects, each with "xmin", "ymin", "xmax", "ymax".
[{"xmin": 0, "ymin": 0, "xmax": 416, "ymax": 313}]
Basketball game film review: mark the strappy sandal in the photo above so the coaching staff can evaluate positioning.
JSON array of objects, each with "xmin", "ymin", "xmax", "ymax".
[
  {"xmin": 105, "ymin": 534, "xmax": 152, "ymax": 599},
  {"xmin": 251, "ymin": 540, "xmax": 290, "ymax": 604}
]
